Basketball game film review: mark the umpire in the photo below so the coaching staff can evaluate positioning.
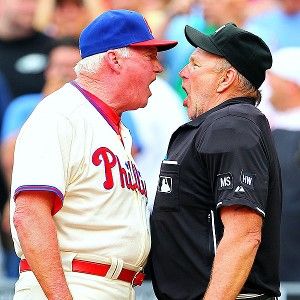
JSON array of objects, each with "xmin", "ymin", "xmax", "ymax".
[{"xmin": 150, "ymin": 23, "xmax": 281, "ymax": 300}]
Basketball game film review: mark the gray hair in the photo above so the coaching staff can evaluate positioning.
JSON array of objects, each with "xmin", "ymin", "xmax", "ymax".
[
  {"xmin": 236, "ymin": 72, "xmax": 262, "ymax": 106},
  {"xmin": 74, "ymin": 47, "xmax": 132, "ymax": 75},
  {"xmin": 215, "ymin": 58, "xmax": 261, "ymax": 106}
]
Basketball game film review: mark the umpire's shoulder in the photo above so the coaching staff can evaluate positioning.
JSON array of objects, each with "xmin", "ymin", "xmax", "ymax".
[
  {"xmin": 207, "ymin": 100, "xmax": 268, "ymax": 130},
  {"xmin": 198, "ymin": 101, "xmax": 270, "ymax": 153}
]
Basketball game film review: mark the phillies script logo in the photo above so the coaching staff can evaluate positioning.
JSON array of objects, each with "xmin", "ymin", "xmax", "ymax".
[{"xmin": 92, "ymin": 147, "xmax": 147, "ymax": 197}]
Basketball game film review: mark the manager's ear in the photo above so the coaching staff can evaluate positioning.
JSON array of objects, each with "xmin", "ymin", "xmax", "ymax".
[
  {"xmin": 216, "ymin": 67, "xmax": 237, "ymax": 93},
  {"xmin": 105, "ymin": 50, "xmax": 121, "ymax": 74}
]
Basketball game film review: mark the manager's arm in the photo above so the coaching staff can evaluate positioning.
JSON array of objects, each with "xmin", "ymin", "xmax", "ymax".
[
  {"xmin": 14, "ymin": 191, "xmax": 73, "ymax": 300},
  {"xmin": 204, "ymin": 205, "xmax": 263, "ymax": 300}
]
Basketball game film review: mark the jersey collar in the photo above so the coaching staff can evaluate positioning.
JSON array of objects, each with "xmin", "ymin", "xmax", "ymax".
[
  {"xmin": 186, "ymin": 97, "xmax": 256, "ymax": 128},
  {"xmin": 71, "ymin": 81, "xmax": 121, "ymax": 135}
]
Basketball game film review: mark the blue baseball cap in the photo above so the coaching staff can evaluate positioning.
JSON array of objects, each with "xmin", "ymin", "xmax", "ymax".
[{"xmin": 79, "ymin": 9, "xmax": 178, "ymax": 59}]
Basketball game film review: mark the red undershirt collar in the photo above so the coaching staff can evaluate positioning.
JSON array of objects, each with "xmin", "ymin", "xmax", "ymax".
[{"xmin": 71, "ymin": 81, "xmax": 121, "ymax": 135}]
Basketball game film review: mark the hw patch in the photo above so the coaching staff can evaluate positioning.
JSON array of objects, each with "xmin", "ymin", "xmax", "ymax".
[
  {"xmin": 217, "ymin": 173, "xmax": 233, "ymax": 190},
  {"xmin": 240, "ymin": 170, "xmax": 255, "ymax": 189},
  {"xmin": 157, "ymin": 176, "xmax": 172, "ymax": 193}
]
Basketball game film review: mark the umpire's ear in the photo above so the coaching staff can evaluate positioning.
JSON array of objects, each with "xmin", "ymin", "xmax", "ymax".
[
  {"xmin": 105, "ymin": 50, "xmax": 121, "ymax": 74},
  {"xmin": 216, "ymin": 67, "xmax": 238, "ymax": 93}
]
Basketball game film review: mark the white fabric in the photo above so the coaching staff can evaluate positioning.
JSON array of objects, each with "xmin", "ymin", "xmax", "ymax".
[{"xmin": 10, "ymin": 83, "xmax": 150, "ymax": 268}]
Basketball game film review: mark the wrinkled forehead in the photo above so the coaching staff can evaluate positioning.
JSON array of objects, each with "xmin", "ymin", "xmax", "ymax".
[
  {"xmin": 129, "ymin": 46, "xmax": 158, "ymax": 56},
  {"xmin": 190, "ymin": 48, "xmax": 222, "ymax": 61}
]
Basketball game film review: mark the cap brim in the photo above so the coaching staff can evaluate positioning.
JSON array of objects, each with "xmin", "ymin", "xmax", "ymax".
[
  {"xmin": 185, "ymin": 25, "xmax": 223, "ymax": 56},
  {"xmin": 130, "ymin": 39, "xmax": 178, "ymax": 52}
]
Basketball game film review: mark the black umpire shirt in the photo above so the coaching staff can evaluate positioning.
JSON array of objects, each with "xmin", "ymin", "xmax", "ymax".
[{"xmin": 150, "ymin": 97, "xmax": 282, "ymax": 300}]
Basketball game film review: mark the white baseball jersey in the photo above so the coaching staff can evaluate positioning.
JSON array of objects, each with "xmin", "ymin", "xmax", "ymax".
[{"xmin": 10, "ymin": 82, "xmax": 150, "ymax": 268}]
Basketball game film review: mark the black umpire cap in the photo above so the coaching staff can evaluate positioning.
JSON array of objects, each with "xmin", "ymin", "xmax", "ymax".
[{"xmin": 184, "ymin": 23, "xmax": 272, "ymax": 89}]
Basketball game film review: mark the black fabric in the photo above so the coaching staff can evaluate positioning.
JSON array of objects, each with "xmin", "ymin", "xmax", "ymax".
[
  {"xmin": 0, "ymin": 31, "xmax": 55, "ymax": 98},
  {"xmin": 151, "ymin": 97, "xmax": 282, "ymax": 300},
  {"xmin": 184, "ymin": 23, "xmax": 272, "ymax": 89}
]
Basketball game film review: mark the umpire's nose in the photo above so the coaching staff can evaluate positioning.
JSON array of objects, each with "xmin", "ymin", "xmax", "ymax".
[{"xmin": 180, "ymin": 65, "xmax": 188, "ymax": 79}]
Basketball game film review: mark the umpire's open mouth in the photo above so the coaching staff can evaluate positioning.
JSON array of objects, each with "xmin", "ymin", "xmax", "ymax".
[{"xmin": 182, "ymin": 85, "xmax": 189, "ymax": 107}]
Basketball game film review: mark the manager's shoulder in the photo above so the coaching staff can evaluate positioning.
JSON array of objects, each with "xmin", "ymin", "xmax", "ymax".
[{"xmin": 36, "ymin": 83, "xmax": 84, "ymax": 117}]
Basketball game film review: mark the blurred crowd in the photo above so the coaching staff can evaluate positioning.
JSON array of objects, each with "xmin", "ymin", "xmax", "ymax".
[{"xmin": 1, "ymin": 0, "xmax": 300, "ymax": 293}]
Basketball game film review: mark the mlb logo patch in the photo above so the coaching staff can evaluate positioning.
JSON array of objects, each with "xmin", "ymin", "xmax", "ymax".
[
  {"xmin": 217, "ymin": 173, "xmax": 233, "ymax": 190},
  {"xmin": 157, "ymin": 176, "xmax": 172, "ymax": 193},
  {"xmin": 240, "ymin": 170, "xmax": 255, "ymax": 189}
]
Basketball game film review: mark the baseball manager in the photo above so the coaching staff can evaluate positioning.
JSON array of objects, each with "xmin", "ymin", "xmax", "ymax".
[
  {"xmin": 150, "ymin": 23, "xmax": 282, "ymax": 300},
  {"xmin": 10, "ymin": 9, "xmax": 177, "ymax": 300}
]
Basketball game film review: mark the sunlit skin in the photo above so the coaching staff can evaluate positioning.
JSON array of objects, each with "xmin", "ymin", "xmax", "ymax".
[
  {"xmin": 122, "ymin": 46, "xmax": 164, "ymax": 111},
  {"xmin": 75, "ymin": 46, "xmax": 163, "ymax": 116},
  {"xmin": 180, "ymin": 49, "xmax": 226, "ymax": 119}
]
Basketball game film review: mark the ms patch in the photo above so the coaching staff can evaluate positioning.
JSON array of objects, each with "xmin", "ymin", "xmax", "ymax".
[{"xmin": 217, "ymin": 173, "xmax": 233, "ymax": 190}]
